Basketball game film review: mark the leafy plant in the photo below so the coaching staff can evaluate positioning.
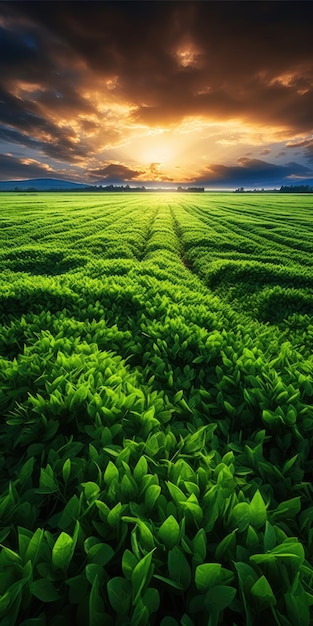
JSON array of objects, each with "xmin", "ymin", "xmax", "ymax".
[{"xmin": 0, "ymin": 191, "xmax": 312, "ymax": 624}]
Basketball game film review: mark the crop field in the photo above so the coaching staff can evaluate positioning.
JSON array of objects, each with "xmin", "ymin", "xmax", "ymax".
[{"xmin": 0, "ymin": 191, "xmax": 313, "ymax": 626}]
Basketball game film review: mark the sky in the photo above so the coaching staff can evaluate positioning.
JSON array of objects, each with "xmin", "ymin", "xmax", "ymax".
[{"xmin": 1, "ymin": 0, "xmax": 313, "ymax": 189}]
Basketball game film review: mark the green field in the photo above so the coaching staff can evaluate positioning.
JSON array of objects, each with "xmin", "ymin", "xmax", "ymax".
[{"xmin": 0, "ymin": 192, "xmax": 313, "ymax": 626}]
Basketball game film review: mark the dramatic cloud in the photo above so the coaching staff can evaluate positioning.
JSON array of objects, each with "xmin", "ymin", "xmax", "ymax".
[
  {"xmin": 0, "ymin": 1, "xmax": 313, "ymax": 187},
  {"xmin": 0, "ymin": 153, "xmax": 54, "ymax": 179},
  {"xmin": 287, "ymin": 137, "xmax": 313, "ymax": 162},
  {"xmin": 194, "ymin": 158, "xmax": 313, "ymax": 188},
  {"xmin": 88, "ymin": 163, "xmax": 144, "ymax": 182}
]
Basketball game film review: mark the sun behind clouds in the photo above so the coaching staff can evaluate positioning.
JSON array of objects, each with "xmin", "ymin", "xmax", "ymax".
[
  {"xmin": 0, "ymin": 2, "xmax": 313, "ymax": 187},
  {"xmin": 137, "ymin": 133, "xmax": 179, "ymax": 168}
]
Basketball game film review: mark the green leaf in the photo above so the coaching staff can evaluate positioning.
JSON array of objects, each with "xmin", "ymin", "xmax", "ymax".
[
  {"xmin": 0, "ymin": 580, "xmax": 22, "ymax": 617},
  {"xmin": 285, "ymin": 590, "xmax": 311, "ymax": 626},
  {"xmin": 285, "ymin": 405, "xmax": 297, "ymax": 425},
  {"xmin": 250, "ymin": 539, "xmax": 304, "ymax": 566},
  {"xmin": 271, "ymin": 539, "xmax": 304, "ymax": 564},
  {"xmin": 122, "ymin": 549, "xmax": 138, "ymax": 580},
  {"xmin": 25, "ymin": 528, "xmax": 44, "ymax": 565},
  {"xmin": 145, "ymin": 485, "xmax": 161, "ymax": 510},
  {"xmin": 195, "ymin": 563, "xmax": 222, "ymax": 592},
  {"xmin": 70, "ymin": 385, "xmax": 88, "ymax": 408},
  {"xmin": 30, "ymin": 579, "xmax": 61, "ymax": 602},
  {"xmin": 192, "ymin": 528, "xmax": 207, "ymax": 561},
  {"xmin": 180, "ymin": 615, "xmax": 194, "ymax": 626},
  {"xmin": 95, "ymin": 499, "xmax": 110, "ymax": 522},
  {"xmin": 103, "ymin": 461, "xmax": 119, "ymax": 483},
  {"xmin": 215, "ymin": 530, "xmax": 237, "ymax": 561},
  {"xmin": 0, "ymin": 545, "xmax": 22, "ymax": 565},
  {"xmin": 133, "ymin": 456, "xmax": 148, "ymax": 481},
  {"xmin": 38, "ymin": 465, "xmax": 58, "ymax": 493},
  {"xmin": 229, "ymin": 502, "xmax": 250, "ymax": 532},
  {"xmin": 168, "ymin": 546, "xmax": 191, "ymax": 591},
  {"xmin": 204, "ymin": 584, "xmax": 236, "ymax": 611},
  {"xmin": 89, "ymin": 574, "xmax": 105, "ymax": 626},
  {"xmin": 158, "ymin": 515, "xmax": 180, "ymax": 549},
  {"xmin": 142, "ymin": 587, "xmax": 160, "ymax": 614},
  {"xmin": 52, "ymin": 532, "xmax": 73, "ymax": 570},
  {"xmin": 58, "ymin": 495, "xmax": 81, "ymax": 530},
  {"xmin": 282, "ymin": 454, "xmax": 298, "ymax": 474},
  {"xmin": 131, "ymin": 548, "xmax": 155, "ymax": 603},
  {"xmin": 142, "ymin": 406, "xmax": 156, "ymax": 421},
  {"xmin": 107, "ymin": 577, "xmax": 131, "ymax": 615},
  {"xmin": 249, "ymin": 490, "xmax": 267, "ymax": 528},
  {"xmin": 85, "ymin": 563, "xmax": 103, "ymax": 585},
  {"xmin": 246, "ymin": 525, "xmax": 259, "ymax": 549},
  {"xmin": 273, "ymin": 497, "xmax": 301, "ymax": 520},
  {"xmin": 250, "ymin": 575, "xmax": 276, "ymax": 607},
  {"xmin": 131, "ymin": 598, "xmax": 149, "ymax": 626},
  {"xmin": 107, "ymin": 502, "xmax": 123, "ymax": 527},
  {"xmin": 262, "ymin": 409, "xmax": 282, "ymax": 426},
  {"xmin": 154, "ymin": 574, "xmax": 185, "ymax": 590},
  {"xmin": 86, "ymin": 542, "xmax": 114, "ymax": 566},
  {"xmin": 138, "ymin": 521, "xmax": 155, "ymax": 551},
  {"xmin": 19, "ymin": 457, "xmax": 35, "ymax": 484},
  {"xmin": 234, "ymin": 561, "xmax": 259, "ymax": 600},
  {"xmin": 62, "ymin": 458, "xmax": 71, "ymax": 483},
  {"xmin": 166, "ymin": 481, "xmax": 187, "ymax": 504},
  {"xmin": 264, "ymin": 521, "xmax": 276, "ymax": 552},
  {"xmin": 66, "ymin": 574, "xmax": 89, "ymax": 605},
  {"xmin": 18, "ymin": 527, "xmax": 32, "ymax": 561},
  {"xmin": 121, "ymin": 474, "xmax": 136, "ymax": 499},
  {"xmin": 82, "ymin": 482, "xmax": 100, "ymax": 501}
]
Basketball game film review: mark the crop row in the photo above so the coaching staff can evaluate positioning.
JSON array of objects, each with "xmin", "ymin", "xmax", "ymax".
[
  {"xmin": 170, "ymin": 197, "xmax": 313, "ymax": 336},
  {"xmin": 0, "ymin": 192, "xmax": 313, "ymax": 625}
]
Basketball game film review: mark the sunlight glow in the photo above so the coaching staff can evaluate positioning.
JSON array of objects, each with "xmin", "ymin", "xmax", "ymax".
[
  {"xmin": 176, "ymin": 43, "xmax": 200, "ymax": 68},
  {"xmin": 141, "ymin": 143, "xmax": 176, "ymax": 165},
  {"xmin": 105, "ymin": 76, "xmax": 119, "ymax": 91}
]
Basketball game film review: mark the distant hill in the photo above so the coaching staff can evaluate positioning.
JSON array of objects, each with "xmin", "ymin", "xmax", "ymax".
[{"xmin": 0, "ymin": 178, "xmax": 88, "ymax": 191}]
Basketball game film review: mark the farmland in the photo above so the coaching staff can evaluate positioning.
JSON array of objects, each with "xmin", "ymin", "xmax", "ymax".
[{"xmin": 0, "ymin": 191, "xmax": 313, "ymax": 626}]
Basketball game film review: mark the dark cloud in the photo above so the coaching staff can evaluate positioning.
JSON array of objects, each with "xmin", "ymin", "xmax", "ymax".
[
  {"xmin": 0, "ymin": 25, "xmax": 40, "ymax": 67},
  {"xmin": 0, "ymin": 126, "xmax": 41, "ymax": 151},
  {"xmin": 88, "ymin": 163, "xmax": 144, "ymax": 182},
  {"xmin": 287, "ymin": 138, "xmax": 313, "ymax": 162},
  {"xmin": 0, "ymin": 87, "xmax": 93, "ymax": 162},
  {"xmin": 148, "ymin": 163, "xmax": 174, "ymax": 182},
  {"xmin": 195, "ymin": 158, "xmax": 313, "ymax": 188},
  {"xmin": 0, "ymin": 153, "xmax": 53, "ymax": 179},
  {"xmin": 0, "ymin": 124, "xmax": 88, "ymax": 163},
  {"xmin": 2, "ymin": 1, "xmax": 313, "ymax": 130},
  {"xmin": 0, "ymin": 1, "xmax": 312, "ymax": 183}
]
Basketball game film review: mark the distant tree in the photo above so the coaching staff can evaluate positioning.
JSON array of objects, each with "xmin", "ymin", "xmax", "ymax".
[
  {"xmin": 177, "ymin": 186, "xmax": 204, "ymax": 192},
  {"xmin": 280, "ymin": 185, "xmax": 313, "ymax": 193}
]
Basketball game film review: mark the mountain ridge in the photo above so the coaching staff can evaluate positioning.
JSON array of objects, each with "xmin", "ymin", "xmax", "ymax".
[{"xmin": 0, "ymin": 178, "xmax": 88, "ymax": 191}]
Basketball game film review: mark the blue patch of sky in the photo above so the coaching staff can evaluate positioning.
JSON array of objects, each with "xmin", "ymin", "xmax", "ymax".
[{"xmin": 21, "ymin": 33, "xmax": 38, "ymax": 51}]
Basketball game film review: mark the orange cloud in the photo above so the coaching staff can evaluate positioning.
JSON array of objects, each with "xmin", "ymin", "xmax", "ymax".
[{"xmin": 1, "ymin": 2, "xmax": 313, "ymax": 186}]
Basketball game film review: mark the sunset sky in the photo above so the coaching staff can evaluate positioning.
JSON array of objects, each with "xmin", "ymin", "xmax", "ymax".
[{"xmin": 1, "ymin": 1, "xmax": 313, "ymax": 189}]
